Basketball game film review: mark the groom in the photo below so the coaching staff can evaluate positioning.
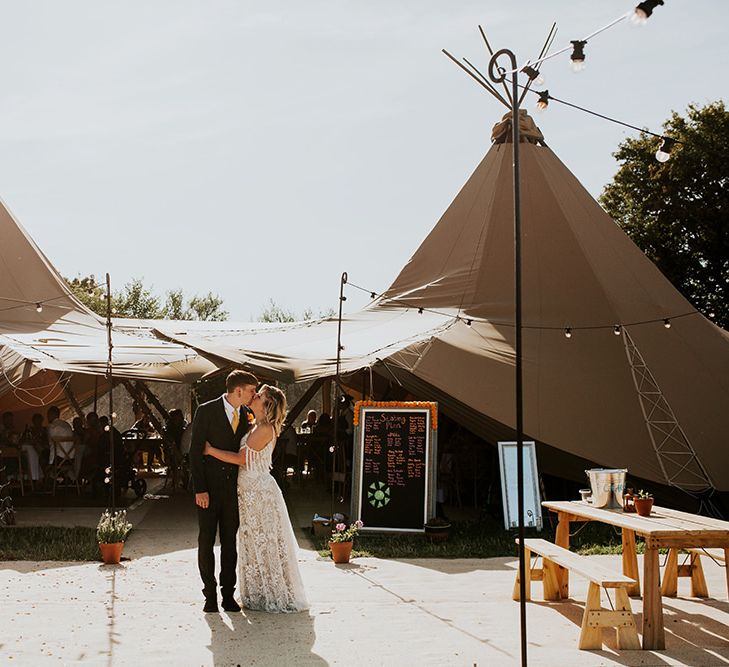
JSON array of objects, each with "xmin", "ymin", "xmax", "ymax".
[{"xmin": 190, "ymin": 369, "xmax": 258, "ymax": 612}]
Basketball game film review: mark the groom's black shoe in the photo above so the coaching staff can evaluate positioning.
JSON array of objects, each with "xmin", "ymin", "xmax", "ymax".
[
  {"xmin": 203, "ymin": 596, "xmax": 219, "ymax": 613},
  {"xmin": 221, "ymin": 596, "xmax": 241, "ymax": 612}
]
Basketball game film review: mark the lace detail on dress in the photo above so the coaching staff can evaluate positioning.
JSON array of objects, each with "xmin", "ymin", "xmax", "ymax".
[{"xmin": 236, "ymin": 431, "xmax": 308, "ymax": 613}]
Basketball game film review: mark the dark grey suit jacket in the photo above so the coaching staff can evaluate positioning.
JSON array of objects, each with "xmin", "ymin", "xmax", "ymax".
[{"xmin": 189, "ymin": 397, "xmax": 252, "ymax": 495}]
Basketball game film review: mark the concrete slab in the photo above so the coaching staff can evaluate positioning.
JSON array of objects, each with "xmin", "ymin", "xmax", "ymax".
[{"xmin": 2, "ymin": 487, "xmax": 729, "ymax": 666}]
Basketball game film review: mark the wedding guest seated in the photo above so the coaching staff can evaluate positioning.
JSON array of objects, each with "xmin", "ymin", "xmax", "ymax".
[
  {"xmin": 130, "ymin": 402, "xmax": 154, "ymax": 435},
  {"xmin": 25, "ymin": 413, "xmax": 49, "ymax": 483},
  {"xmin": 130, "ymin": 402, "xmax": 161, "ymax": 468},
  {"xmin": 313, "ymin": 412, "xmax": 332, "ymax": 437},
  {"xmin": 300, "ymin": 410, "xmax": 317, "ymax": 432},
  {"xmin": 72, "ymin": 416, "xmax": 87, "ymax": 482},
  {"xmin": 81, "ymin": 412, "xmax": 102, "ymax": 482},
  {"xmin": 47, "ymin": 405, "xmax": 76, "ymax": 481}
]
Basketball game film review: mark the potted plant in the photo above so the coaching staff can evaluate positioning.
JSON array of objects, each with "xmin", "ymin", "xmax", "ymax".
[
  {"xmin": 634, "ymin": 490, "xmax": 654, "ymax": 517},
  {"xmin": 328, "ymin": 519, "xmax": 363, "ymax": 564},
  {"xmin": 424, "ymin": 516, "xmax": 451, "ymax": 543},
  {"xmin": 97, "ymin": 509, "xmax": 133, "ymax": 564}
]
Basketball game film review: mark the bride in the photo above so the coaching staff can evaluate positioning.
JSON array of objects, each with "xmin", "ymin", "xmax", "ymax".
[{"xmin": 204, "ymin": 384, "xmax": 308, "ymax": 613}]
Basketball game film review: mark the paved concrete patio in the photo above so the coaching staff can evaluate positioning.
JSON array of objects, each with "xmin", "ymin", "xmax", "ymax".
[{"xmin": 2, "ymin": 485, "xmax": 729, "ymax": 666}]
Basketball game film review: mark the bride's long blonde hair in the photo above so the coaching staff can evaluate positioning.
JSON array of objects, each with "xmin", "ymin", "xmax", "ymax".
[{"xmin": 260, "ymin": 384, "xmax": 287, "ymax": 436}]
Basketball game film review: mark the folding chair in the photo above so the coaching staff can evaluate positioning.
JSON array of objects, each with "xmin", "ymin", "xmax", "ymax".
[{"xmin": 51, "ymin": 439, "xmax": 81, "ymax": 496}]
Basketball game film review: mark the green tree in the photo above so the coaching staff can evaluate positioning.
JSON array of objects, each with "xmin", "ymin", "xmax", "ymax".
[
  {"xmin": 188, "ymin": 293, "xmax": 228, "ymax": 321},
  {"xmin": 116, "ymin": 278, "xmax": 162, "ymax": 319},
  {"xmin": 65, "ymin": 276, "xmax": 228, "ymax": 321},
  {"xmin": 599, "ymin": 101, "xmax": 729, "ymax": 329},
  {"xmin": 257, "ymin": 299, "xmax": 335, "ymax": 323}
]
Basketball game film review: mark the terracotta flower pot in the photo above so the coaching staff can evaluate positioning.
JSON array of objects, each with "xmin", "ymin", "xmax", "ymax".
[
  {"xmin": 424, "ymin": 524, "xmax": 451, "ymax": 544},
  {"xmin": 634, "ymin": 498, "xmax": 654, "ymax": 517},
  {"xmin": 329, "ymin": 540, "xmax": 353, "ymax": 564},
  {"xmin": 99, "ymin": 542, "xmax": 124, "ymax": 564}
]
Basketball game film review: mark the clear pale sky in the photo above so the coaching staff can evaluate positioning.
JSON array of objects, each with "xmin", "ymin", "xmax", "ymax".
[{"xmin": 1, "ymin": 1, "xmax": 726, "ymax": 320}]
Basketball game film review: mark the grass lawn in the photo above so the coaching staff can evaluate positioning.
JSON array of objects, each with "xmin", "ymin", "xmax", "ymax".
[
  {"xmin": 316, "ymin": 516, "xmax": 654, "ymax": 559},
  {"xmin": 0, "ymin": 526, "xmax": 101, "ymax": 561}
]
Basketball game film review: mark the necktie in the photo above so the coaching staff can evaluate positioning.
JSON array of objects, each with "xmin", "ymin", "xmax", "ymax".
[{"xmin": 231, "ymin": 408, "xmax": 239, "ymax": 432}]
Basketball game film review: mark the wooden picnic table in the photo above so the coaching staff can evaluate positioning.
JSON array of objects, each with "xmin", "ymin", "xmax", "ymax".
[{"xmin": 542, "ymin": 500, "xmax": 729, "ymax": 650}]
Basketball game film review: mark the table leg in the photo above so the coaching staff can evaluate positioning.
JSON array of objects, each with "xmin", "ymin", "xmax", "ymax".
[
  {"xmin": 622, "ymin": 528, "xmax": 641, "ymax": 597},
  {"xmin": 689, "ymin": 553, "xmax": 709, "ymax": 598},
  {"xmin": 661, "ymin": 548, "xmax": 678, "ymax": 597},
  {"xmin": 555, "ymin": 512, "xmax": 570, "ymax": 598},
  {"xmin": 642, "ymin": 545, "xmax": 665, "ymax": 650}
]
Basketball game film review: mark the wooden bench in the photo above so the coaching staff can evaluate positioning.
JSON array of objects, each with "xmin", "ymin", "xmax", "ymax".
[
  {"xmin": 662, "ymin": 547, "xmax": 728, "ymax": 599},
  {"xmin": 514, "ymin": 538, "xmax": 640, "ymax": 650}
]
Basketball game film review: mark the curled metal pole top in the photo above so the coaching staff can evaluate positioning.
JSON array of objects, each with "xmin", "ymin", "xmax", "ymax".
[{"xmin": 488, "ymin": 48, "xmax": 518, "ymax": 86}]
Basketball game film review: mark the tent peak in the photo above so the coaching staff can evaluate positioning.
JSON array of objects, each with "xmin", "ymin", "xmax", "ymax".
[{"xmin": 491, "ymin": 109, "xmax": 545, "ymax": 145}]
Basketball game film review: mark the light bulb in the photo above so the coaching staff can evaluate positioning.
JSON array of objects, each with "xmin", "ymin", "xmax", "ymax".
[
  {"xmin": 630, "ymin": 9, "xmax": 648, "ymax": 25},
  {"xmin": 104, "ymin": 425, "xmax": 110, "ymax": 432},
  {"xmin": 570, "ymin": 40, "xmax": 587, "ymax": 73},
  {"xmin": 536, "ymin": 91, "xmax": 550, "ymax": 113},
  {"xmin": 329, "ymin": 446, "xmax": 335, "ymax": 453},
  {"xmin": 655, "ymin": 137, "xmax": 675, "ymax": 162},
  {"xmin": 632, "ymin": 1, "xmax": 664, "ymax": 25},
  {"xmin": 104, "ymin": 477, "xmax": 110, "ymax": 484},
  {"xmin": 614, "ymin": 325, "xmax": 622, "ymax": 336},
  {"xmin": 36, "ymin": 303, "xmax": 43, "ymax": 313},
  {"xmin": 564, "ymin": 327, "xmax": 572, "ymax": 339},
  {"xmin": 111, "ymin": 412, "xmax": 117, "ymax": 419},
  {"xmin": 663, "ymin": 319, "xmax": 671, "ymax": 329},
  {"xmin": 521, "ymin": 65, "xmax": 544, "ymax": 86},
  {"xmin": 105, "ymin": 467, "xmax": 111, "ymax": 474}
]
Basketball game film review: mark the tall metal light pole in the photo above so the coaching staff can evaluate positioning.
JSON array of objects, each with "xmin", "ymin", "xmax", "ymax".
[
  {"xmin": 105, "ymin": 273, "xmax": 116, "ymax": 512},
  {"xmin": 331, "ymin": 271, "xmax": 347, "ymax": 521},
  {"xmin": 488, "ymin": 49, "xmax": 527, "ymax": 666}
]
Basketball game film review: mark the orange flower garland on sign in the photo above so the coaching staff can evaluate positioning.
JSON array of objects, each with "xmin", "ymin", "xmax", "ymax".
[{"xmin": 353, "ymin": 400, "xmax": 438, "ymax": 429}]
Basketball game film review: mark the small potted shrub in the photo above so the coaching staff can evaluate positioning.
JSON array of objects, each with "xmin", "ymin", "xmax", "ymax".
[
  {"xmin": 97, "ymin": 509, "xmax": 133, "ymax": 564},
  {"xmin": 424, "ymin": 516, "xmax": 451, "ymax": 543},
  {"xmin": 328, "ymin": 520, "xmax": 363, "ymax": 564},
  {"xmin": 634, "ymin": 490, "xmax": 654, "ymax": 517}
]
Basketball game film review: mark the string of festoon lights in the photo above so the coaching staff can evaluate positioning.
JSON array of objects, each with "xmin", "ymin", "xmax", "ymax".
[
  {"xmin": 344, "ymin": 279, "xmax": 706, "ymax": 338},
  {"xmin": 452, "ymin": 1, "xmax": 676, "ymax": 162},
  {"xmin": 508, "ymin": 1, "xmax": 666, "ymax": 75},
  {"xmin": 0, "ymin": 276, "xmax": 115, "ymax": 315}
]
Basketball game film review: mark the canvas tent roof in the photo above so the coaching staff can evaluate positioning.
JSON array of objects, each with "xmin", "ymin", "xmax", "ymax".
[
  {"xmin": 145, "ymin": 133, "xmax": 729, "ymax": 493},
  {"xmin": 0, "ymin": 197, "xmax": 220, "ymax": 416},
  {"xmin": 3, "ymin": 117, "xmax": 728, "ymax": 494}
]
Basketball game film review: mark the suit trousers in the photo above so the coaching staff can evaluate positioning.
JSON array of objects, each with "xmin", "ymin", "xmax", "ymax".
[{"xmin": 197, "ymin": 483, "xmax": 240, "ymax": 597}]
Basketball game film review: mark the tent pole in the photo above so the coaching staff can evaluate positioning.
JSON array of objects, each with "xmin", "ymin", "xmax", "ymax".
[
  {"xmin": 105, "ymin": 273, "xmax": 116, "ymax": 513},
  {"xmin": 331, "ymin": 272, "xmax": 347, "ymax": 522},
  {"xmin": 489, "ymin": 49, "xmax": 527, "ymax": 667}
]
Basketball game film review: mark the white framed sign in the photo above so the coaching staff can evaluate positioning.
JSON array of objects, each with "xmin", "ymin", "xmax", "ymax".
[{"xmin": 497, "ymin": 441, "xmax": 542, "ymax": 531}]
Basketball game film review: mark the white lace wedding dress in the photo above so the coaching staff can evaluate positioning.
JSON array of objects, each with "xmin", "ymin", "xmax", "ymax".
[{"xmin": 237, "ymin": 432, "xmax": 308, "ymax": 613}]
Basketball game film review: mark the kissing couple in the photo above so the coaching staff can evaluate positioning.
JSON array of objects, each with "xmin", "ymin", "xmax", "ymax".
[{"xmin": 190, "ymin": 369, "xmax": 308, "ymax": 613}]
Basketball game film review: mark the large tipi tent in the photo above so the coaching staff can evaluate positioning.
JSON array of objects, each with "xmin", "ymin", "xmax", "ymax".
[
  {"xmin": 147, "ymin": 119, "xmax": 729, "ymax": 495},
  {"xmin": 0, "ymin": 197, "xmax": 220, "ymax": 419}
]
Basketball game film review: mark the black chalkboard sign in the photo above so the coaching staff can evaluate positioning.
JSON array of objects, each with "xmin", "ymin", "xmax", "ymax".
[{"xmin": 351, "ymin": 402, "xmax": 437, "ymax": 532}]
